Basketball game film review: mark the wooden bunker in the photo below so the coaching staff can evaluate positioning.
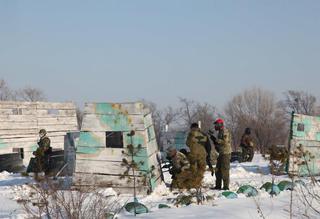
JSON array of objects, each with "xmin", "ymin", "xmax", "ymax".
[
  {"xmin": 0, "ymin": 101, "xmax": 78, "ymax": 168},
  {"xmin": 288, "ymin": 113, "xmax": 320, "ymax": 176},
  {"xmin": 75, "ymin": 102, "xmax": 161, "ymax": 193}
]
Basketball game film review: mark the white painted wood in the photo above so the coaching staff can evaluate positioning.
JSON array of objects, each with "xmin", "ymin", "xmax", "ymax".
[
  {"xmin": 0, "ymin": 129, "xmax": 39, "ymax": 136},
  {"xmin": 76, "ymin": 147, "xmax": 149, "ymax": 162},
  {"xmin": 0, "ymin": 137, "xmax": 64, "ymax": 145},
  {"xmin": 81, "ymin": 115, "xmax": 145, "ymax": 132},
  {"xmin": 144, "ymin": 113, "xmax": 153, "ymax": 128},
  {"xmin": 75, "ymin": 159, "xmax": 128, "ymax": 175},
  {"xmin": 0, "ymin": 101, "xmax": 78, "ymax": 165},
  {"xmin": 0, "ymin": 101, "xmax": 75, "ymax": 110},
  {"xmin": 36, "ymin": 109, "xmax": 76, "ymax": 117},
  {"xmin": 147, "ymin": 140, "xmax": 158, "ymax": 156},
  {"xmin": 84, "ymin": 102, "xmax": 145, "ymax": 115},
  {"xmin": 73, "ymin": 172, "xmax": 148, "ymax": 188}
]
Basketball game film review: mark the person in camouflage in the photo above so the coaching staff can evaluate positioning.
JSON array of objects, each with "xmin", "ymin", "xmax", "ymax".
[
  {"xmin": 166, "ymin": 147, "xmax": 191, "ymax": 189},
  {"xmin": 34, "ymin": 129, "xmax": 51, "ymax": 173},
  {"xmin": 240, "ymin": 128, "xmax": 255, "ymax": 162},
  {"xmin": 210, "ymin": 119, "xmax": 232, "ymax": 190},
  {"xmin": 185, "ymin": 123, "xmax": 209, "ymax": 189}
]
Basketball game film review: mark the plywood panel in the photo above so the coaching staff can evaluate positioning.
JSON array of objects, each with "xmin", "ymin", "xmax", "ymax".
[
  {"xmin": 37, "ymin": 117, "xmax": 77, "ymax": 125},
  {"xmin": 144, "ymin": 113, "xmax": 153, "ymax": 128},
  {"xmin": 81, "ymin": 114, "xmax": 144, "ymax": 132},
  {"xmin": 147, "ymin": 139, "xmax": 158, "ymax": 156},
  {"xmin": 0, "ymin": 115, "xmax": 37, "ymax": 122},
  {"xmin": 76, "ymin": 146, "xmax": 149, "ymax": 160},
  {"xmin": 0, "ymin": 122, "xmax": 38, "ymax": 129},
  {"xmin": 84, "ymin": 102, "xmax": 145, "ymax": 115},
  {"xmin": 75, "ymin": 159, "xmax": 126, "ymax": 175},
  {"xmin": 0, "ymin": 101, "xmax": 74, "ymax": 109},
  {"xmin": 36, "ymin": 109, "xmax": 76, "ymax": 117},
  {"xmin": 73, "ymin": 172, "xmax": 149, "ymax": 191}
]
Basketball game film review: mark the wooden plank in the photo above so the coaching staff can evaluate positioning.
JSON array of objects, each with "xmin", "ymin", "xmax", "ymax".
[
  {"xmin": 0, "ymin": 108, "xmax": 76, "ymax": 116},
  {"xmin": 84, "ymin": 102, "xmax": 145, "ymax": 115},
  {"xmin": 0, "ymin": 101, "xmax": 36, "ymax": 109},
  {"xmin": 144, "ymin": 113, "xmax": 153, "ymax": 128},
  {"xmin": 41, "ymin": 124, "xmax": 78, "ymax": 132},
  {"xmin": 0, "ymin": 129, "xmax": 38, "ymax": 136},
  {"xmin": 34, "ymin": 102, "xmax": 76, "ymax": 110},
  {"xmin": 76, "ymin": 148, "xmax": 125, "ymax": 161},
  {"xmin": 0, "ymin": 120, "xmax": 78, "ymax": 130},
  {"xmin": 0, "ymin": 101, "xmax": 76, "ymax": 110},
  {"xmin": 0, "ymin": 134, "xmax": 38, "ymax": 139},
  {"xmin": 0, "ymin": 115, "xmax": 37, "ymax": 122},
  {"xmin": 81, "ymin": 114, "xmax": 145, "ymax": 132},
  {"xmin": 36, "ymin": 109, "xmax": 76, "ymax": 117},
  {"xmin": 0, "ymin": 142, "xmax": 64, "ymax": 152},
  {"xmin": 0, "ymin": 130, "xmax": 72, "ymax": 137},
  {"xmin": 37, "ymin": 117, "xmax": 77, "ymax": 125},
  {"xmin": 75, "ymin": 159, "xmax": 128, "ymax": 175},
  {"xmin": 0, "ymin": 131, "xmax": 76, "ymax": 139},
  {"xmin": 73, "ymin": 173, "xmax": 150, "ymax": 192},
  {"xmin": 147, "ymin": 139, "xmax": 158, "ymax": 156},
  {"xmin": 0, "ymin": 122, "xmax": 38, "ymax": 129}
]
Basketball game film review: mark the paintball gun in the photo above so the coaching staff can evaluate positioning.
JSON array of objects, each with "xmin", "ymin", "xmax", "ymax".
[{"xmin": 208, "ymin": 130, "xmax": 220, "ymax": 153}]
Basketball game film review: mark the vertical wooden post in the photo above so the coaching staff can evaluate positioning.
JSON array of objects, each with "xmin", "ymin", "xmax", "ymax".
[{"xmin": 286, "ymin": 111, "xmax": 295, "ymax": 173}]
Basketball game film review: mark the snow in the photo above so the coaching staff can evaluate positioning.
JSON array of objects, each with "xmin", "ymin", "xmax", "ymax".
[
  {"xmin": 0, "ymin": 172, "xmax": 33, "ymax": 218},
  {"xmin": 0, "ymin": 154, "xmax": 319, "ymax": 219}
]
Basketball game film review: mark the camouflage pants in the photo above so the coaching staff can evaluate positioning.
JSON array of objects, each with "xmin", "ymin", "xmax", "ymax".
[
  {"xmin": 242, "ymin": 146, "xmax": 254, "ymax": 162},
  {"xmin": 215, "ymin": 154, "xmax": 231, "ymax": 189},
  {"xmin": 171, "ymin": 170, "xmax": 193, "ymax": 190},
  {"xmin": 188, "ymin": 155, "xmax": 206, "ymax": 189}
]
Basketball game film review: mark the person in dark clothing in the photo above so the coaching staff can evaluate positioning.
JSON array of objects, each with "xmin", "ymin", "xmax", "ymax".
[{"xmin": 240, "ymin": 128, "xmax": 255, "ymax": 162}]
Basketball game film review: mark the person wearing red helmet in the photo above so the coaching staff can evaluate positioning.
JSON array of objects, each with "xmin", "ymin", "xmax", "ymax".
[{"xmin": 212, "ymin": 118, "xmax": 232, "ymax": 190}]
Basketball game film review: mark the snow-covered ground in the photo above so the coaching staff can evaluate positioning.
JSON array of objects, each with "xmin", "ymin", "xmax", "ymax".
[{"xmin": 0, "ymin": 155, "xmax": 319, "ymax": 219}]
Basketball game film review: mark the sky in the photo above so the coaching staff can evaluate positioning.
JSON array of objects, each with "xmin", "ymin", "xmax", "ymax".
[{"xmin": 0, "ymin": 0, "xmax": 319, "ymax": 110}]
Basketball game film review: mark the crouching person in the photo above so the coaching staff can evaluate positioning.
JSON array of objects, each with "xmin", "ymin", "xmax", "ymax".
[{"xmin": 166, "ymin": 146, "xmax": 190, "ymax": 190}]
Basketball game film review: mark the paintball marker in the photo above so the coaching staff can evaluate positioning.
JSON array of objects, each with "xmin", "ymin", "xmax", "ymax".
[{"xmin": 208, "ymin": 130, "xmax": 217, "ymax": 145}]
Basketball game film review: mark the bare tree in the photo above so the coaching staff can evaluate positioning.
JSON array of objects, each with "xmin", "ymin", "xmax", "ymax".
[
  {"xmin": 193, "ymin": 102, "xmax": 217, "ymax": 133},
  {"xmin": 178, "ymin": 98, "xmax": 197, "ymax": 128},
  {"xmin": 17, "ymin": 87, "xmax": 47, "ymax": 102},
  {"xmin": 224, "ymin": 88, "xmax": 287, "ymax": 153},
  {"xmin": 142, "ymin": 100, "xmax": 163, "ymax": 147},
  {"xmin": 18, "ymin": 178, "xmax": 121, "ymax": 219},
  {"xmin": 142, "ymin": 100, "xmax": 181, "ymax": 150},
  {"xmin": 163, "ymin": 106, "xmax": 180, "ymax": 128},
  {"xmin": 279, "ymin": 90, "xmax": 317, "ymax": 116},
  {"xmin": 0, "ymin": 79, "xmax": 13, "ymax": 101},
  {"xmin": 178, "ymin": 98, "xmax": 217, "ymax": 133}
]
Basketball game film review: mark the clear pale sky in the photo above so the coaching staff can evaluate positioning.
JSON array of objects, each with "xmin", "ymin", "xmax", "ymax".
[{"xmin": 1, "ymin": 1, "xmax": 319, "ymax": 109}]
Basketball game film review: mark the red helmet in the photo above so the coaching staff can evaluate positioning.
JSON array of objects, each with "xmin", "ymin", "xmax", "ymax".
[
  {"xmin": 214, "ymin": 118, "xmax": 224, "ymax": 125},
  {"xmin": 214, "ymin": 118, "xmax": 224, "ymax": 130}
]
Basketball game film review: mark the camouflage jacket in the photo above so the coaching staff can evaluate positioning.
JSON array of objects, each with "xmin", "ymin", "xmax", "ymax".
[
  {"xmin": 186, "ymin": 129, "xmax": 207, "ymax": 159},
  {"xmin": 216, "ymin": 128, "xmax": 232, "ymax": 155},
  {"xmin": 240, "ymin": 134, "xmax": 254, "ymax": 148},
  {"xmin": 171, "ymin": 151, "xmax": 190, "ymax": 172},
  {"xmin": 38, "ymin": 136, "xmax": 51, "ymax": 149}
]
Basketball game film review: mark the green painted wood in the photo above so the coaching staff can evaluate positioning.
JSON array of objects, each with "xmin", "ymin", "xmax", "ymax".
[
  {"xmin": 78, "ymin": 132, "xmax": 104, "ymax": 148},
  {"xmin": 289, "ymin": 113, "xmax": 320, "ymax": 176},
  {"xmin": 76, "ymin": 102, "xmax": 161, "ymax": 192}
]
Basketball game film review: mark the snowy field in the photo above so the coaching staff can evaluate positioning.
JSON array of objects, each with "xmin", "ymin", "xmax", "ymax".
[{"xmin": 0, "ymin": 155, "xmax": 319, "ymax": 219}]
